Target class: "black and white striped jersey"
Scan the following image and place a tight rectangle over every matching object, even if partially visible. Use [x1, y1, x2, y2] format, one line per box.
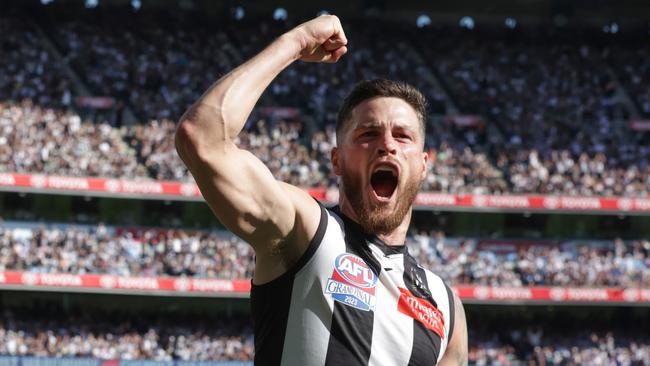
[251, 204, 456, 366]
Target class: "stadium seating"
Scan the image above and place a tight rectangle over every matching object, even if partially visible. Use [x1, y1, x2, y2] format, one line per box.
[2, 223, 648, 287]
[3, 9, 649, 196]
[1, 4, 649, 365]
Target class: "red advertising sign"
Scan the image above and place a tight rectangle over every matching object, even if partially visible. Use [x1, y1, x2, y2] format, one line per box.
[0, 271, 251, 295]
[1, 173, 649, 213]
[1, 271, 648, 304]
[453, 286, 650, 304]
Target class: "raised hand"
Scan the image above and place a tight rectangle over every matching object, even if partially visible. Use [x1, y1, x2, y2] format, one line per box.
[287, 15, 348, 63]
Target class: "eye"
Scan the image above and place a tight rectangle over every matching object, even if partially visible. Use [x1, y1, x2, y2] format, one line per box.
[395, 132, 412, 140]
[359, 131, 378, 138]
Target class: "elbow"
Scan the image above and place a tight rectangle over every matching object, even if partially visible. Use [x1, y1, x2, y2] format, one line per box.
[175, 117, 198, 163]
[175, 103, 229, 162]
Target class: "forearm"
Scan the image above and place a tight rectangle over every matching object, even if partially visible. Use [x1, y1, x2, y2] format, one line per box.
[178, 32, 302, 150]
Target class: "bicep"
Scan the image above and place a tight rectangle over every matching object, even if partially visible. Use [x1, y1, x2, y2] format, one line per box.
[439, 291, 468, 366]
[184, 142, 297, 251]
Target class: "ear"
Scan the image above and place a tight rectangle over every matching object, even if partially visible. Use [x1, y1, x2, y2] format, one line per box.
[420, 150, 428, 182]
[332, 146, 342, 176]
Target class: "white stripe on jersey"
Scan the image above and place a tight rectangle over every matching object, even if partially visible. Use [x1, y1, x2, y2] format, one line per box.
[280, 212, 346, 366]
[367, 246, 414, 366]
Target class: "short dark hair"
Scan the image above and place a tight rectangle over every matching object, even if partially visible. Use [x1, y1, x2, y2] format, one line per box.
[335, 79, 428, 144]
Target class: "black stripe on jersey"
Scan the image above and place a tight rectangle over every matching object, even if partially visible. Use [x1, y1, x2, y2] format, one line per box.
[445, 284, 456, 342]
[404, 253, 442, 366]
[251, 203, 328, 366]
[324, 300, 375, 366]
[324, 207, 380, 366]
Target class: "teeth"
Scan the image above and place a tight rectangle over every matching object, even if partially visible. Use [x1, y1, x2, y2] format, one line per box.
[374, 165, 397, 177]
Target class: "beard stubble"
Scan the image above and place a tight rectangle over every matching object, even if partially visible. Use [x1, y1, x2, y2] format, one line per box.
[341, 165, 421, 236]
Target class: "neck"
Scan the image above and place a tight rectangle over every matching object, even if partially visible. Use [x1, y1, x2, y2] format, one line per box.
[339, 196, 412, 246]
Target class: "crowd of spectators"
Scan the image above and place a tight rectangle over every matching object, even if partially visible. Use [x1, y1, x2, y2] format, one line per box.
[1, 97, 511, 192]
[610, 46, 650, 118]
[470, 328, 650, 365]
[409, 232, 650, 287]
[425, 142, 508, 194]
[0, 15, 72, 108]
[2, 8, 650, 196]
[122, 119, 188, 182]
[413, 27, 650, 197]
[1, 223, 648, 287]
[51, 13, 449, 125]
[1, 305, 649, 365]
[0, 223, 255, 279]
[53, 18, 240, 122]
[0, 309, 253, 361]
[3, 8, 649, 366]
[502, 149, 650, 197]
[38, 11, 505, 192]
[0, 101, 143, 178]
[229, 19, 448, 122]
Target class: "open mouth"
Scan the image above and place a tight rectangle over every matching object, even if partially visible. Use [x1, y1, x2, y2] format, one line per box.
[370, 165, 398, 199]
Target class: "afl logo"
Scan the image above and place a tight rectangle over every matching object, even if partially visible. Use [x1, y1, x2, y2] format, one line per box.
[326, 253, 378, 311]
[334, 254, 377, 288]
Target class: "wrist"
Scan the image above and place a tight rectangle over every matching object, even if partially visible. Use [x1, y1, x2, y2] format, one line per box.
[278, 29, 306, 62]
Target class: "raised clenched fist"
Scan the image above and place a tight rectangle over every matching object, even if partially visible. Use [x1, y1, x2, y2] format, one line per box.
[287, 15, 348, 63]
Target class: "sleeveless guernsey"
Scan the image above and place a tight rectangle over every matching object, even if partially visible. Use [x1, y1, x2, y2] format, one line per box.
[251, 204, 455, 366]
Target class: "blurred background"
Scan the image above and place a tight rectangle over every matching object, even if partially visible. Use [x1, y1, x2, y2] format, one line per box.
[0, 0, 649, 364]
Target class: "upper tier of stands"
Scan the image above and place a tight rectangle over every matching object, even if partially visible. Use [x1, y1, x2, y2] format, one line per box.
[1, 10, 649, 196]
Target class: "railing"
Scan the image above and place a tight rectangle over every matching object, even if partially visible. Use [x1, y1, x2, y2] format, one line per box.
[2, 173, 650, 214]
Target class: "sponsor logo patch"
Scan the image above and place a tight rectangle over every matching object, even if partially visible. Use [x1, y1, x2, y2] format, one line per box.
[325, 253, 378, 311]
[398, 287, 445, 339]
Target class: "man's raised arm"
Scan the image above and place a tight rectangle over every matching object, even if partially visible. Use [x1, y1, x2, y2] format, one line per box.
[175, 16, 347, 281]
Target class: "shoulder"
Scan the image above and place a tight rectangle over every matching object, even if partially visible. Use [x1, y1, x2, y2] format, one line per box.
[253, 184, 330, 283]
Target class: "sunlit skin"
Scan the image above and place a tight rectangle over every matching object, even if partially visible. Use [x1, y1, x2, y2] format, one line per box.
[332, 96, 428, 245]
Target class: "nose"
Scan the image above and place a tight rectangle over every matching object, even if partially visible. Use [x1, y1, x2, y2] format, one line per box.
[377, 131, 398, 156]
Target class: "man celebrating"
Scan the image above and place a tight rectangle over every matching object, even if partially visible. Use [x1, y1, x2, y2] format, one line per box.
[176, 15, 467, 366]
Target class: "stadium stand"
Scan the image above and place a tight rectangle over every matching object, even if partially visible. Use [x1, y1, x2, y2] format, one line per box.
[1, 223, 648, 287]
[0, 15, 72, 108]
[3, 7, 649, 196]
[1, 306, 648, 364]
[611, 46, 650, 118]
[0, 308, 254, 361]
[411, 27, 649, 197]
[1, 2, 650, 365]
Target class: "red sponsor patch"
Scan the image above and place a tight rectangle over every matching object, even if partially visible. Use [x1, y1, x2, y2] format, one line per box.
[397, 287, 445, 339]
